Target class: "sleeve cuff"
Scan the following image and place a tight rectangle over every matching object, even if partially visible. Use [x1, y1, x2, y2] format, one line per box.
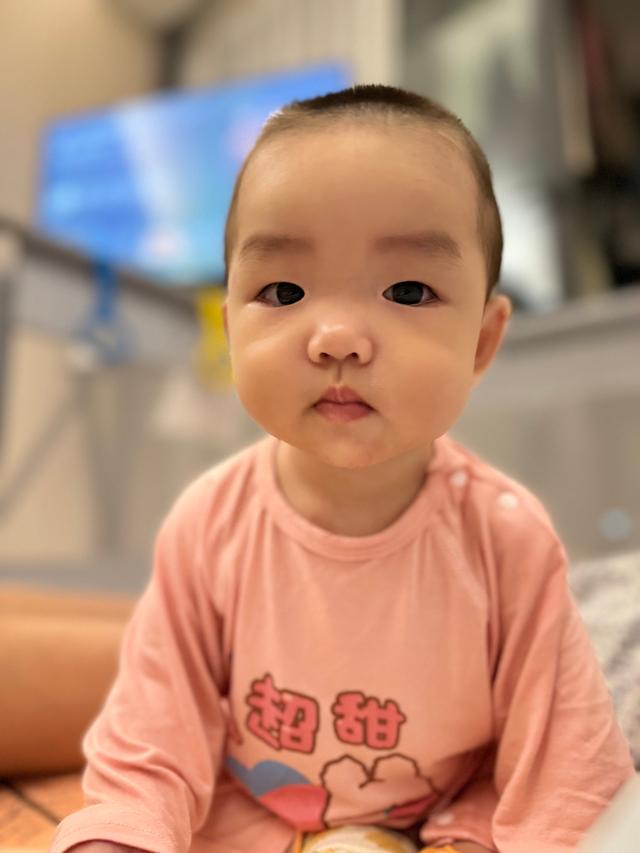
[419, 815, 494, 851]
[48, 804, 183, 853]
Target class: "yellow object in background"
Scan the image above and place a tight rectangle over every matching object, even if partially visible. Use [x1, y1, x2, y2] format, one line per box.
[192, 287, 233, 392]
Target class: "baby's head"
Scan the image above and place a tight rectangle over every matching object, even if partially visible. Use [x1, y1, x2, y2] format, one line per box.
[222, 84, 512, 470]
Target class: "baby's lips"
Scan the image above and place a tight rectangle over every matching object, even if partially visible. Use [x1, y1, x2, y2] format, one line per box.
[317, 385, 372, 407]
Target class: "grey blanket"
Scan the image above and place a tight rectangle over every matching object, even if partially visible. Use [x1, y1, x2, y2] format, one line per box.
[569, 549, 640, 769]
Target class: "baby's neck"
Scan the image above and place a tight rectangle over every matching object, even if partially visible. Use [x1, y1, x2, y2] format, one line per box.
[274, 442, 433, 537]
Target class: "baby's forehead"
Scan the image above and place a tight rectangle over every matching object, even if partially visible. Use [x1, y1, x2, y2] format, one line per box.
[237, 125, 480, 240]
[249, 120, 472, 176]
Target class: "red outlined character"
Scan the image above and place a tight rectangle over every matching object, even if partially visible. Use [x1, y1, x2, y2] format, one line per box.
[332, 691, 407, 749]
[246, 672, 319, 753]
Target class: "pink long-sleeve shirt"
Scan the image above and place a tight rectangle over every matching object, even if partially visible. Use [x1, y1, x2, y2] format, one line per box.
[48, 432, 635, 853]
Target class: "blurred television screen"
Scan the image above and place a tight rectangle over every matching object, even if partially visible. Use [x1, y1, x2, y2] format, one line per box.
[35, 61, 351, 286]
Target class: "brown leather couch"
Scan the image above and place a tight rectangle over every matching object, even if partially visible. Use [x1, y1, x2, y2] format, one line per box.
[0, 583, 136, 850]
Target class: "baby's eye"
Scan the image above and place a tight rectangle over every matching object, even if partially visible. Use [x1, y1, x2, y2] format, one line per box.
[255, 282, 304, 306]
[255, 280, 437, 307]
[383, 281, 438, 306]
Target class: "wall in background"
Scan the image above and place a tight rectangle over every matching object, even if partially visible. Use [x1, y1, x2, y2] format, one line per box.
[179, 0, 402, 87]
[0, 0, 159, 225]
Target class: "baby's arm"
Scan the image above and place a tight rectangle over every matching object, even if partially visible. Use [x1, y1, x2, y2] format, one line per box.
[416, 510, 634, 850]
[48, 479, 231, 853]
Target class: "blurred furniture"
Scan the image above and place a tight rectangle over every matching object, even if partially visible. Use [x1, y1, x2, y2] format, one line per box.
[0, 584, 136, 851]
[0, 218, 259, 596]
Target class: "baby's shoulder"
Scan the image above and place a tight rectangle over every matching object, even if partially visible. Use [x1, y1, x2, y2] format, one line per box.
[442, 435, 561, 551]
[159, 437, 264, 541]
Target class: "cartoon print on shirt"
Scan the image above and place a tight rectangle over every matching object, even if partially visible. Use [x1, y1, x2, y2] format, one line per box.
[225, 673, 443, 831]
[320, 753, 442, 827]
[245, 672, 320, 753]
[332, 690, 407, 749]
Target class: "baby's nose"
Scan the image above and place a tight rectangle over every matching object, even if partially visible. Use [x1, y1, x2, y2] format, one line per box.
[307, 323, 373, 364]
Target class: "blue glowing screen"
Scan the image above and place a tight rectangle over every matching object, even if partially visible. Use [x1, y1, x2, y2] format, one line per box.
[36, 62, 351, 285]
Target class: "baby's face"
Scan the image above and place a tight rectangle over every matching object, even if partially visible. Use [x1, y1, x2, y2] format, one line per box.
[224, 124, 509, 470]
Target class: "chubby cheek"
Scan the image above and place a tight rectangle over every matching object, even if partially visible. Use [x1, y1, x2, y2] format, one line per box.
[399, 346, 475, 439]
[415, 373, 471, 436]
[230, 344, 300, 432]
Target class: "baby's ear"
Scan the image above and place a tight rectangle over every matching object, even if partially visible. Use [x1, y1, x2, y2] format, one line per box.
[472, 294, 512, 384]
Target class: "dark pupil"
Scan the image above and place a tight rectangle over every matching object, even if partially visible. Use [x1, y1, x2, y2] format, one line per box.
[392, 281, 422, 304]
[276, 282, 303, 305]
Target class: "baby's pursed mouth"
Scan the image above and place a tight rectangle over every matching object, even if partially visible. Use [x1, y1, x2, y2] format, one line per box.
[317, 385, 371, 407]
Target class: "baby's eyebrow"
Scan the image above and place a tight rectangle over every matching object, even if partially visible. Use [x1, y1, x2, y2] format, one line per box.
[237, 231, 462, 262]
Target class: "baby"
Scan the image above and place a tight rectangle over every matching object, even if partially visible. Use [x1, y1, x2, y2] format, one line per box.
[50, 85, 634, 853]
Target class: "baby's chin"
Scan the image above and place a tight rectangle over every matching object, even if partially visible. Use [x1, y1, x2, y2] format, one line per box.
[312, 447, 381, 471]
[280, 439, 377, 470]
[281, 432, 427, 473]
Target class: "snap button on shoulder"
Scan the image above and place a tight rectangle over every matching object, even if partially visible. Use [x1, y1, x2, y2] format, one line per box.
[450, 470, 468, 488]
[497, 491, 519, 509]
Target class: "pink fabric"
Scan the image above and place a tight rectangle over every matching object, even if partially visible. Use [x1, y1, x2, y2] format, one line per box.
[48, 433, 635, 853]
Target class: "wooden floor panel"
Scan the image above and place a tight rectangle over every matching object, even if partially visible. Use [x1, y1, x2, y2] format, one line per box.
[10, 772, 84, 822]
[0, 783, 55, 850]
[0, 772, 83, 852]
